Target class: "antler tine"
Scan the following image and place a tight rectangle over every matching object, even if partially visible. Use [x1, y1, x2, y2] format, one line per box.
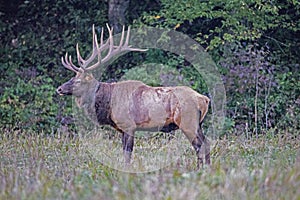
[84, 24, 112, 71]
[97, 24, 116, 65]
[124, 26, 147, 52]
[61, 55, 75, 73]
[117, 25, 126, 50]
[86, 25, 100, 66]
[66, 53, 81, 72]
[96, 26, 106, 63]
[107, 23, 114, 57]
[100, 26, 104, 46]
[83, 24, 147, 71]
[68, 55, 82, 72]
[99, 25, 110, 51]
[124, 25, 130, 47]
[61, 24, 147, 74]
[76, 43, 84, 67]
[61, 53, 80, 73]
[75, 24, 101, 70]
[83, 25, 110, 71]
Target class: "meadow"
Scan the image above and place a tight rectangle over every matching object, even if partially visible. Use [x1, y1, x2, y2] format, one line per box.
[1, 129, 299, 200]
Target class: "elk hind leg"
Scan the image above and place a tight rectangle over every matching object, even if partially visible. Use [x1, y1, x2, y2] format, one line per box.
[197, 125, 210, 165]
[191, 135, 204, 169]
[180, 127, 206, 168]
[179, 110, 210, 168]
[188, 126, 210, 168]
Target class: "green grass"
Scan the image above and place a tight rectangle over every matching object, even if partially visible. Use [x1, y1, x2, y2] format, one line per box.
[0, 130, 299, 200]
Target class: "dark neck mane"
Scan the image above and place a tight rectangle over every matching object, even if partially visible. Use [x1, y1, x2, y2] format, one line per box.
[94, 82, 115, 126]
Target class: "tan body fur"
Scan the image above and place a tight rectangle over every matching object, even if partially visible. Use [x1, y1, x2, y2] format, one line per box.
[110, 80, 210, 141]
[58, 75, 211, 167]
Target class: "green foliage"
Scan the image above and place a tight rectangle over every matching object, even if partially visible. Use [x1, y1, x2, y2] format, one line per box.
[275, 71, 300, 130]
[0, 0, 107, 132]
[219, 42, 275, 132]
[0, 0, 299, 135]
[139, 0, 300, 51]
[0, 75, 58, 130]
[122, 50, 208, 93]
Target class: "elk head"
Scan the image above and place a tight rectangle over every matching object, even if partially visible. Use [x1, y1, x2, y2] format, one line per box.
[56, 24, 147, 97]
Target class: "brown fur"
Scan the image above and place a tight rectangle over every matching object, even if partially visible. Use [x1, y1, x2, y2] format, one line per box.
[94, 83, 115, 126]
[57, 76, 210, 168]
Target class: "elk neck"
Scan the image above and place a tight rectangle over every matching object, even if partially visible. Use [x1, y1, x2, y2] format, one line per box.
[94, 82, 116, 126]
[74, 79, 99, 122]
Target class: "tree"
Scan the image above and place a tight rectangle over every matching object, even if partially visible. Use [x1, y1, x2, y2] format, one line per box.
[108, 0, 130, 33]
[139, 0, 300, 53]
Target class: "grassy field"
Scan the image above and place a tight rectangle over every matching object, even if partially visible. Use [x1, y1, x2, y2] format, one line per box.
[1, 129, 299, 200]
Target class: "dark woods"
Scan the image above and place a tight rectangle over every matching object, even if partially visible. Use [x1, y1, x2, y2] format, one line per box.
[0, 0, 299, 135]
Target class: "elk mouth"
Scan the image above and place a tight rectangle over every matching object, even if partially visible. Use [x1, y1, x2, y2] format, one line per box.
[56, 87, 72, 96]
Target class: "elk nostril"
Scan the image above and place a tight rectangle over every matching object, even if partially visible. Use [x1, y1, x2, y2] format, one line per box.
[56, 87, 62, 94]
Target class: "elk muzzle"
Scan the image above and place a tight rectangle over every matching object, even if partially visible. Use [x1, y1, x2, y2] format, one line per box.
[56, 79, 74, 96]
[56, 86, 67, 96]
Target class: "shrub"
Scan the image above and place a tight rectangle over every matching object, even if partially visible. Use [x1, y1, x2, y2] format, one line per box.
[0, 0, 107, 132]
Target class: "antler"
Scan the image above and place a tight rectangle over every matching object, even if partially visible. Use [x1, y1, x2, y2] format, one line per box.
[61, 24, 147, 73]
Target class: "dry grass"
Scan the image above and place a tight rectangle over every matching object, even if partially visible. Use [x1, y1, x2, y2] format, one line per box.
[0, 129, 299, 200]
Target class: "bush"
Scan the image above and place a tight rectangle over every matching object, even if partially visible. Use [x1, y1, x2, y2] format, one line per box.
[0, 0, 107, 132]
[122, 50, 208, 93]
[0, 73, 59, 131]
[219, 42, 299, 135]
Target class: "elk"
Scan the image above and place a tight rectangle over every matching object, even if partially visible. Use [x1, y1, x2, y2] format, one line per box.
[56, 24, 211, 168]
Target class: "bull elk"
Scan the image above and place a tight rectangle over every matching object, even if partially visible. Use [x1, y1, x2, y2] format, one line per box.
[56, 24, 211, 168]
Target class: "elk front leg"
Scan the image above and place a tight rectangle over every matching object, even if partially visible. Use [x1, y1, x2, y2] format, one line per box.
[122, 132, 134, 164]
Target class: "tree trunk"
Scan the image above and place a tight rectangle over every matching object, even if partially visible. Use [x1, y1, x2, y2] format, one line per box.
[108, 0, 130, 33]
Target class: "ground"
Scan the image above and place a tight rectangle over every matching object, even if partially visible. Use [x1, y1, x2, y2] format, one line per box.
[0, 129, 299, 200]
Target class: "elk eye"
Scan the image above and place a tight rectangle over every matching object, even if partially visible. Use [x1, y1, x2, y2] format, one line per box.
[74, 79, 81, 84]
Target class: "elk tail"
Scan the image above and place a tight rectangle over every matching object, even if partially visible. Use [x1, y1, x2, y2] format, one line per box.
[198, 95, 210, 124]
